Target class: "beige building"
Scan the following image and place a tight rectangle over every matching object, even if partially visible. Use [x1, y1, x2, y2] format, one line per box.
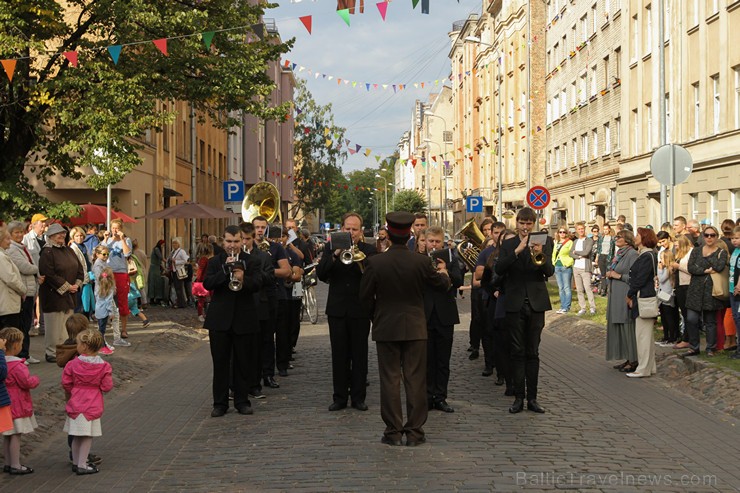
[543, 0, 623, 228]
[618, 0, 740, 226]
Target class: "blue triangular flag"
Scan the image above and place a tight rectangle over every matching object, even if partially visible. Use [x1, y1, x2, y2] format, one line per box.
[108, 45, 122, 65]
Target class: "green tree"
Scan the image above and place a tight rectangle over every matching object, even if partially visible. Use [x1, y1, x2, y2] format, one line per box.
[0, 0, 292, 217]
[393, 190, 427, 214]
[292, 78, 346, 222]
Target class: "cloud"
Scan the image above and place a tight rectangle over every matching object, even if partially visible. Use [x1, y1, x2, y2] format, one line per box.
[268, 0, 480, 171]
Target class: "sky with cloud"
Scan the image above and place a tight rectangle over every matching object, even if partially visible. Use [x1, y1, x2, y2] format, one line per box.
[266, 0, 483, 172]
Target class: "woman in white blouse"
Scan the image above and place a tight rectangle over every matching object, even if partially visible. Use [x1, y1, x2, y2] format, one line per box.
[168, 237, 189, 309]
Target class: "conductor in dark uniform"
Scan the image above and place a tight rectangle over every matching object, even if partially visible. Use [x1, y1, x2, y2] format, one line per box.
[494, 207, 554, 414]
[360, 212, 450, 447]
[204, 225, 264, 417]
[317, 212, 377, 412]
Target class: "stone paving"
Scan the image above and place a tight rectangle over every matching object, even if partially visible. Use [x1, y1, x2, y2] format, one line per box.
[2, 284, 739, 492]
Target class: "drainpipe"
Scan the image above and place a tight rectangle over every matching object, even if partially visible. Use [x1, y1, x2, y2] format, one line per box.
[190, 103, 197, 259]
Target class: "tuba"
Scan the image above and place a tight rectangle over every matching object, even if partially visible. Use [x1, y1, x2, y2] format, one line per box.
[455, 218, 486, 271]
[242, 182, 282, 224]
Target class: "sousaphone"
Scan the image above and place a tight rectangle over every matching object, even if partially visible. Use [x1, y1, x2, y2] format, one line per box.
[241, 182, 282, 224]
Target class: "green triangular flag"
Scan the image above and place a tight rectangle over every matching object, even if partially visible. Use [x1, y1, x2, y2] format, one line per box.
[412, 0, 420, 8]
[337, 9, 351, 26]
[202, 31, 215, 50]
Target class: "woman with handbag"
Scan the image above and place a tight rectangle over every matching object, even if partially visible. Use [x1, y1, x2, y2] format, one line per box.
[683, 225, 728, 358]
[193, 242, 214, 322]
[69, 227, 92, 318]
[657, 249, 680, 345]
[101, 219, 132, 339]
[552, 228, 574, 314]
[605, 230, 639, 372]
[168, 237, 189, 309]
[147, 240, 167, 306]
[625, 227, 659, 378]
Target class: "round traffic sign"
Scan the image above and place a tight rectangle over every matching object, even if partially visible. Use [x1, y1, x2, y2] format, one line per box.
[650, 144, 693, 186]
[526, 186, 551, 210]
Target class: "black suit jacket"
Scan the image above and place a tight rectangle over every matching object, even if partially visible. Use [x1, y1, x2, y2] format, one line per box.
[203, 251, 263, 333]
[317, 241, 377, 319]
[423, 249, 464, 328]
[494, 236, 555, 313]
[360, 244, 450, 342]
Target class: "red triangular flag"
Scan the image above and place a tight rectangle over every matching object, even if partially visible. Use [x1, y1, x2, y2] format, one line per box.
[153, 38, 168, 56]
[377, 1, 388, 20]
[1, 60, 17, 82]
[299, 16, 312, 34]
[63, 51, 78, 68]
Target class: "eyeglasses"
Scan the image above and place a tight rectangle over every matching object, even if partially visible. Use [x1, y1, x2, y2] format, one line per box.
[703, 233, 717, 238]
[99, 253, 109, 257]
[558, 231, 567, 234]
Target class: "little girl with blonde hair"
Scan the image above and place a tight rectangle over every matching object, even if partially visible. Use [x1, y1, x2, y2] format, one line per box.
[93, 266, 116, 355]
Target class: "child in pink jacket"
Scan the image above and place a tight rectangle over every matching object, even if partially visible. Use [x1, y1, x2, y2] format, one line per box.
[61, 328, 113, 475]
[0, 327, 39, 475]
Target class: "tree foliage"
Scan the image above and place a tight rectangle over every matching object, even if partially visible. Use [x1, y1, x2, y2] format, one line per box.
[292, 78, 346, 221]
[393, 190, 427, 214]
[0, 0, 292, 218]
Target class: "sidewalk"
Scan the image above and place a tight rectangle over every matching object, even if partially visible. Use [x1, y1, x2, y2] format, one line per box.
[4, 294, 739, 492]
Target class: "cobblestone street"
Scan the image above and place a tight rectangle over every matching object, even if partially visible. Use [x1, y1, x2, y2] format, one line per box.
[2, 283, 738, 492]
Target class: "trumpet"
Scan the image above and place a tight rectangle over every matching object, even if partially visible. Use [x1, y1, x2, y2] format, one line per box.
[531, 250, 546, 266]
[225, 250, 243, 291]
[340, 243, 366, 266]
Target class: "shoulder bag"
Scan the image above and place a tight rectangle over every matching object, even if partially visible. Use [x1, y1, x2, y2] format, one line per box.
[710, 250, 730, 300]
[637, 251, 659, 319]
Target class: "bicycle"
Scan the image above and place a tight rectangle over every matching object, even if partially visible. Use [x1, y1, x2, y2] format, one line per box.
[300, 263, 319, 324]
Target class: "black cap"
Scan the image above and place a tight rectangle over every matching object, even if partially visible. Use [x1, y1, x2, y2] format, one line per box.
[385, 211, 414, 236]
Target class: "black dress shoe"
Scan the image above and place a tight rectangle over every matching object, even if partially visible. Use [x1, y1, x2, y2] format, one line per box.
[527, 399, 545, 413]
[236, 405, 254, 415]
[680, 350, 700, 358]
[278, 369, 288, 377]
[509, 398, 524, 413]
[263, 376, 280, 388]
[482, 366, 493, 376]
[468, 350, 479, 360]
[75, 465, 99, 475]
[504, 388, 515, 396]
[433, 400, 454, 413]
[495, 376, 505, 386]
[211, 407, 227, 417]
[328, 401, 347, 411]
[406, 436, 427, 447]
[45, 355, 56, 363]
[351, 401, 368, 411]
[8, 465, 33, 475]
[380, 436, 402, 446]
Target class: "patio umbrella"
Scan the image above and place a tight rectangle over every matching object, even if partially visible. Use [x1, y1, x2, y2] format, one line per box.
[138, 201, 236, 220]
[112, 210, 137, 223]
[68, 204, 109, 226]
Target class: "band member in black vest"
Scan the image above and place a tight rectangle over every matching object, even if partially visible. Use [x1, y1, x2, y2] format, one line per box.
[360, 212, 450, 447]
[317, 212, 376, 411]
[251, 216, 291, 390]
[203, 225, 264, 417]
[422, 226, 463, 413]
[494, 207, 554, 414]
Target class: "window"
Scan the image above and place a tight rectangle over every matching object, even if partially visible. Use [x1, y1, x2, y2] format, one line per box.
[547, 100, 552, 125]
[591, 65, 598, 96]
[592, 128, 599, 159]
[580, 195, 586, 221]
[646, 102, 653, 149]
[563, 142, 568, 170]
[508, 98, 514, 127]
[547, 150, 552, 174]
[732, 189, 740, 218]
[571, 196, 576, 216]
[606, 0, 611, 17]
[614, 47, 621, 82]
[579, 72, 588, 103]
[631, 198, 638, 228]
[561, 88, 567, 116]
[581, 15, 588, 42]
[735, 67, 740, 130]
[692, 0, 699, 26]
[610, 189, 617, 219]
[562, 35, 567, 58]
[554, 42, 560, 62]
[555, 146, 561, 171]
[615, 116, 621, 150]
[690, 193, 699, 220]
[665, 93, 672, 143]
[712, 75, 720, 135]
[632, 15, 639, 60]
[604, 122, 611, 154]
[632, 108, 639, 154]
[709, 191, 719, 226]
[603, 55, 610, 89]
[592, 4, 598, 33]
[712, 0, 719, 15]
[571, 81, 577, 107]
[693, 82, 700, 139]
[571, 25, 577, 51]
[572, 137, 578, 166]
[664, 0, 671, 42]
[521, 92, 527, 124]
[645, 5, 652, 55]
[546, 50, 551, 72]
[553, 94, 560, 119]
[581, 133, 589, 162]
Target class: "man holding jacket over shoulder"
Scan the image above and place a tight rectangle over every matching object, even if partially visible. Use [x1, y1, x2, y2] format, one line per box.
[570, 221, 596, 315]
[495, 207, 554, 414]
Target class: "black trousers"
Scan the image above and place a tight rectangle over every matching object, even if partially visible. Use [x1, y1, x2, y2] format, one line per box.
[19, 296, 35, 359]
[506, 301, 545, 401]
[597, 255, 609, 295]
[426, 320, 453, 403]
[260, 309, 278, 378]
[275, 299, 294, 372]
[328, 316, 370, 404]
[290, 297, 302, 349]
[492, 316, 512, 389]
[675, 285, 689, 342]
[482, 297, 496, 369]
[659, 302, 680, 343]
[209, 329, 259, 410]
[468, 288, 484, 349]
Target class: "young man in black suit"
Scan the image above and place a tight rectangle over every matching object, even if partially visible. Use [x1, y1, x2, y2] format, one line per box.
[317, 212, 377, 412]
[203, 225, 264, 417]
[494, 207, 554, 414]
[423, 226, 464, 413]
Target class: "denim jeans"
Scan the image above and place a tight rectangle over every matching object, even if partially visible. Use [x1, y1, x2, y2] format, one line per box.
[554, 266, 572, 312]
[686, 309, 717, 352]
[731, 295, 740, 355]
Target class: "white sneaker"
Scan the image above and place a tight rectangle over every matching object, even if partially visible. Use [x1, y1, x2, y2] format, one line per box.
[113, 338, 131, 347]
[577, 309, 586, 315]
[198, 315, 205, 322]
[26, 356, 40, 364]
[556, 309, 565, 314]
[589, 309, 596, 315]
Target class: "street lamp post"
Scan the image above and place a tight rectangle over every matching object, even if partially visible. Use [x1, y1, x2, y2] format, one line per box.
[424, 111, 450, 232]
[375, 173, 388, 219]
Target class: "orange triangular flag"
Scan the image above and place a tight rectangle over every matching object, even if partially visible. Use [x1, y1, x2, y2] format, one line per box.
[63, 51, 78, 67]
[153, 38, 168, 56]
[1, 60, 17, 82]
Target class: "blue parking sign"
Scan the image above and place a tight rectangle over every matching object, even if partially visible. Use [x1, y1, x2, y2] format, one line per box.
[223, 180, 245, 202]
[466, 196, 483, 213]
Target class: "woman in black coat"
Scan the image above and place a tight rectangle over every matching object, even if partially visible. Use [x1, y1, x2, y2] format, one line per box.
[683, 225, 728, 357]
[625, 228, 659, 378]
